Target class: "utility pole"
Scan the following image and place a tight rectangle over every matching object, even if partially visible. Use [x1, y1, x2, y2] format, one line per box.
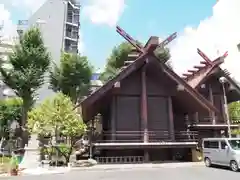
[219, 77, 231, 138]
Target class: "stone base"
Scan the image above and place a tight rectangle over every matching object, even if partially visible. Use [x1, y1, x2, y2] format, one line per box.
[71, 159, 97, 167]
[19, 149, 40, 169]
[191, 148, 203, 162]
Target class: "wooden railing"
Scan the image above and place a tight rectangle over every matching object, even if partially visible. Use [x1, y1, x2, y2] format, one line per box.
[94, 130, 198, 143]
[185, 115, 239, 125]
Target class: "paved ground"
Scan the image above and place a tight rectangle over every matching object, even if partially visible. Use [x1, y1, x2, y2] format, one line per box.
[4, 164, 240, 180]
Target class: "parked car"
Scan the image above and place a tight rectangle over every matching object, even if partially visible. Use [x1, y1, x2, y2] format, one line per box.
[202, 138, 240, 172]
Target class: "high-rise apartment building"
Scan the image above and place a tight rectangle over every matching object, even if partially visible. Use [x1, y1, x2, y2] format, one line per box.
[0, 37, 18, 99]
[17, 0, 81, 101]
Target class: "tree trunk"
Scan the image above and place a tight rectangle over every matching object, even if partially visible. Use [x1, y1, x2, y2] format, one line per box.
[20, 101, 30, 148]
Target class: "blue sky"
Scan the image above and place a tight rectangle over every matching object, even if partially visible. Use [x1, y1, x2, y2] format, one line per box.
[80, 0, 216, 70]
[3, 0, 215, 70]
[3, 0, 240, 80]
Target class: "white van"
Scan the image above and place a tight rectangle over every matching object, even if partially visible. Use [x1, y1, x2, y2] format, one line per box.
[202, 138, 240, 172]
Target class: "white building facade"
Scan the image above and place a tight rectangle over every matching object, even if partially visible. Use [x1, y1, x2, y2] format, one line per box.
[17, 0, 81, 101]
[0, 37, 18, 99]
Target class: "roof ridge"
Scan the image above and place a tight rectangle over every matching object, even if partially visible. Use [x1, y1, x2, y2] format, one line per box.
[182, 49, 227, 84]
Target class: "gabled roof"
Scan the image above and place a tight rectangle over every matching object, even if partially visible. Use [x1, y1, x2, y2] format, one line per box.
[80, 51, 219, 116]
[182, 49, 240, 94]
[81, 52, 148, 107]
[79, 29, 221, 121]
[184, 58, 224, 88]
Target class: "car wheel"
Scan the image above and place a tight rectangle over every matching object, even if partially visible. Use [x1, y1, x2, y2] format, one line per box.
[204, 157, 211, 167]
[230, 160, 239, 172]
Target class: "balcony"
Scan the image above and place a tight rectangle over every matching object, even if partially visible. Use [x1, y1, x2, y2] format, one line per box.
[17, 20, 28, 35]
[94, 130, 198, 143]
[66, 18, 79, 26]
[186, 115, 239, 129]
[64, 46, 78, 54]
[65, 31, 78, 41]
[196, 116, 237, 124]
[68, 0, 80, 9]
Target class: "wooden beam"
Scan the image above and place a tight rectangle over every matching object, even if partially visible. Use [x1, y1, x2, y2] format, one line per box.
[208, 84, 216, 124]
[144, 36, 159, 53]
[159, 62, 220, 114]
[200, 61, 208, 65]
[81, 53, 148, 107]
[141, 65, 148, 143]
[157, 32, 177, 48]
[168, 97, 175, 141]
[194, 65, 205, 69]
[182, 73, 192, 77]
[116, 26, 144, 53]
[111, 97, 116, 141]
[197, 48, 213, 65]
[141, 64, 149, 162]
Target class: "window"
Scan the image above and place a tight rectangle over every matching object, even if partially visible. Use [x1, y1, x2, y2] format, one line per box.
[220, 141, 227, 149]
[204, 141, 219, 149]
[228, 139, 240, 150]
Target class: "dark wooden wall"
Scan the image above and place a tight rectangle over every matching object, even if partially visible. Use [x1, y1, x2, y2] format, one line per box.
[108, 64, 174, 142]
[113, 69, 142, 141]
[146, 66, 171, 141]
[197, 76, 225, 123]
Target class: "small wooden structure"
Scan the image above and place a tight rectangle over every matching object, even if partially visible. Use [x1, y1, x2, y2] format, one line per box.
[182, 48, 240, 137]
[80, 26, 240, 163]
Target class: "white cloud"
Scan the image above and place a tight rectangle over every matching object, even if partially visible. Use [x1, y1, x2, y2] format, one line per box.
[82, 0, 126, 27]
[0, 4, 17, 39]
[10, 0, 47, 15]
[0, 0, 47, 39]
[170, 0, 240, 81]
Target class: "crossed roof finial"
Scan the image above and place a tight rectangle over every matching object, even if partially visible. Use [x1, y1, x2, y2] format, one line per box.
[182, 48, 228, 80]
[116, 25, 177, 60]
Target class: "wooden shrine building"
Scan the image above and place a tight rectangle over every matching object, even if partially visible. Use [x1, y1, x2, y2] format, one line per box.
[80, 26, 240, 163]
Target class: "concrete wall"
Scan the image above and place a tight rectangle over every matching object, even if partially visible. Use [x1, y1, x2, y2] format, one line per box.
[27, 0, 67, 102]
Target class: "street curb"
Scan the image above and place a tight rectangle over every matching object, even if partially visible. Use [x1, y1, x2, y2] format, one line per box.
[70, 162, 204, 171]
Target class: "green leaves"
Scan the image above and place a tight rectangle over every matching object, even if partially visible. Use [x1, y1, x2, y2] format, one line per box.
[229, 101, 240, 124]
[0, 27, 51, 126]
[100, 42, 132, 82]
[154, 47, 171, 64]
[27, 92, 86, 138]
[49, 52, 93, 104]
[0, 98, 22, 136]
[101, 41, 172, 82]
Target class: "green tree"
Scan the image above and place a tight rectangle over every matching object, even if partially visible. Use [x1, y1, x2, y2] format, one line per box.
[0, 97, 22, 138]
[229, 101, 240, 124]
[100, 41, 171, 82]
[0, 27, 51, 133]
[49, 52, 93, 104]
[27, 92, 87, 164]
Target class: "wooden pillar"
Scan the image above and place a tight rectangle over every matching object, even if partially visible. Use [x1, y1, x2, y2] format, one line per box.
[208, 84, 216, 124]
[221, 95, 227, 123]
[168, 97, 175, 141]
[194, 112, 199, 123]
[141, 65, 148, 143]
[111, 97, 116, 141]
[141, 65, 149, 162]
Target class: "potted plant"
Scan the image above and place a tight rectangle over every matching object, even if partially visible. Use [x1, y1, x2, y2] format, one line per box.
[9, 152, 19, 176]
